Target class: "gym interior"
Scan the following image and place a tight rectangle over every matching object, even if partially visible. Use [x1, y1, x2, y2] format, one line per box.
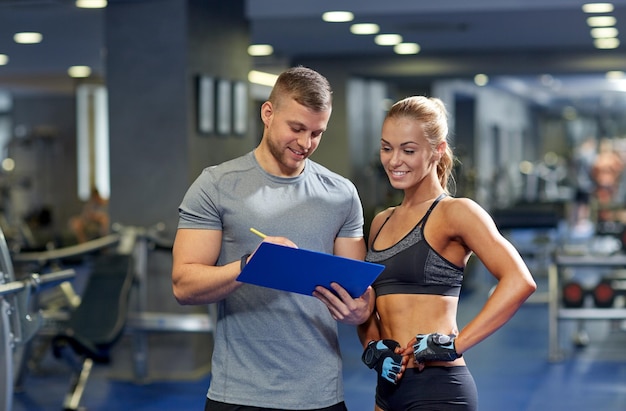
[1, 1, 626, 410]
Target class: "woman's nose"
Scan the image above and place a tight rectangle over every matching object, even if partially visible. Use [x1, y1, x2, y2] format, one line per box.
[389, 151, 402, 166]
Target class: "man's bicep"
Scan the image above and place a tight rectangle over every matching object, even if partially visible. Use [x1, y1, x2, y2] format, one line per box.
[173, 228, 222, 266]
[334, 236, 366, 261]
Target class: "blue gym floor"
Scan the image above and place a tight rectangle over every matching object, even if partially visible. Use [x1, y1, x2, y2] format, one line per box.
[10, 267, 626, 411]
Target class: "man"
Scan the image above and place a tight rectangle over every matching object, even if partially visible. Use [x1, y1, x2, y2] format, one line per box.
[172, 66, 374, 411]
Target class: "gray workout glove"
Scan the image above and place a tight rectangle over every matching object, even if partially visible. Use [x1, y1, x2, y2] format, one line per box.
[413, 333, 461, 363]
[362, 339, 403, 384]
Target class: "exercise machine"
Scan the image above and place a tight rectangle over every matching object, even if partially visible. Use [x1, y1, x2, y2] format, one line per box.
[0, 224, 75, 411]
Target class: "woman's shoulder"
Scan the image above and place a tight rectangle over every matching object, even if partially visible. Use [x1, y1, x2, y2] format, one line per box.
[438, 196, 489, 221]
[437, 196, 501, 236]
[373, 206, 395, 222]
[441, 194, 481, 206]
[369, 207, 395, 236]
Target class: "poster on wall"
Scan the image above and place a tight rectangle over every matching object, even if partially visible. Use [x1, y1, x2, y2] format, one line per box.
[216, 79, 232, 135]
[197, 75, 214, 134]
[233, 81, 247, 136]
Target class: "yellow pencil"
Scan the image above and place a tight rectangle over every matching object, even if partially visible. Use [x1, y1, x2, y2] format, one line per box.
[250, 227, 267, 239]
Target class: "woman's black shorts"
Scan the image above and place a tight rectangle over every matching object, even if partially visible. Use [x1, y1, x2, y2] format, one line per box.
[375, 366, 478, 411]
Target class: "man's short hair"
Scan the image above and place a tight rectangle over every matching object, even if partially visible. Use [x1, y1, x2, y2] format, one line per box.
[268, 66, 332, 112]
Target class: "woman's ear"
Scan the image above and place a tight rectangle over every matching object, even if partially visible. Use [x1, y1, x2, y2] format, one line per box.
[436, 141, 447, 159]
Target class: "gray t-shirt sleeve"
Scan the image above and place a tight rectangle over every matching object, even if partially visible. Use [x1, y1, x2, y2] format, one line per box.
[337, 180, 364, 238]
[177, 166, 222, 230]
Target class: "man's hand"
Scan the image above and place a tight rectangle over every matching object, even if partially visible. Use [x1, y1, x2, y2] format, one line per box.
[412, 333, 461, 363]
[313, 284, 374, 325]
[362, 340, 404, 384]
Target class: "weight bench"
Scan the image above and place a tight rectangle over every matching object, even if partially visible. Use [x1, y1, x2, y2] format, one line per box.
[51, 253, 135, 411]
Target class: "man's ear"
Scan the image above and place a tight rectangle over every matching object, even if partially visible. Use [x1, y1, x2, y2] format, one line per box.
[261, 101, 273, 126]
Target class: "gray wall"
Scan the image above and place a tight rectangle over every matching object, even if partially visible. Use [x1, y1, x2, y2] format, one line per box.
[106, 0, 191, 235]
[9, 95, 78, 245]
[105, 0, 253, 238]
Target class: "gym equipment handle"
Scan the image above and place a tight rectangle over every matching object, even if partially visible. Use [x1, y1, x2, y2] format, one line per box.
[0, 269, 75, 297]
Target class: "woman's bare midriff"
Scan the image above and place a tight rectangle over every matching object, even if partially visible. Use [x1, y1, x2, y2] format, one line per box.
[375, 293, 465, 368]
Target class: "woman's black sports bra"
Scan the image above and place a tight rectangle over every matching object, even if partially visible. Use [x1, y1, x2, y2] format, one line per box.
[365, 194, 464, 297]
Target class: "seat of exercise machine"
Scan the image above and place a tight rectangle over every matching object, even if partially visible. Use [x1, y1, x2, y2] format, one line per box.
[52, 253, 134, 362]
[51, 252, 134, 410]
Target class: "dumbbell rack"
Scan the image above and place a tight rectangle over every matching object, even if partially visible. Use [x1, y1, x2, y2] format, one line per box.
[548, 252, 626, 361]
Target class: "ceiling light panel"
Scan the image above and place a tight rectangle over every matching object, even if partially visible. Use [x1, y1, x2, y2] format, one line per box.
[590, 27, 618, 38]
[248, 70, 279, 87]
[76, 0, 107, 8]
[394, 43, 420, 55]
[582, 3, 614, 13]
[14, 32, 43, 44]
[374, 34, 403, 46]
[322, 11, 354, 23]
[594, 37, 620, 48]
[587, 16, 617, 26]
[606, 70, 625, 79]
[248, 44, 273, 56]
[350, 23, 379, 35]
[68, 65, 92, 78]
[474, 74, 489, 86]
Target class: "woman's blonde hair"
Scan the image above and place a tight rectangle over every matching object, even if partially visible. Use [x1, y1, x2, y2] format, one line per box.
[385, 96, 455, 193]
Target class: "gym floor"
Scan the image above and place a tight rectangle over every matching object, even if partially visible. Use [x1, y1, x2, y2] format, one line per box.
[9, 258, 626, 411]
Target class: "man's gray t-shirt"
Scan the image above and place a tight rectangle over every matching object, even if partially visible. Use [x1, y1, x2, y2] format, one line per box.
[178, 151, 364, 409]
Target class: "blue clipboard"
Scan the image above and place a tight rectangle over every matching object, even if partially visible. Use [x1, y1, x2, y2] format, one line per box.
[237, 242, 385, 298]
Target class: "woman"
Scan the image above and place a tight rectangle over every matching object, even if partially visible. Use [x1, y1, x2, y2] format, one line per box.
[358, 96, 536, 411]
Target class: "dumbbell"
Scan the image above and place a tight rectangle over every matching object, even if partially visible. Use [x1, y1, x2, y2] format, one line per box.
[562, 281, 585, 308]
[592, 278, 615, 308]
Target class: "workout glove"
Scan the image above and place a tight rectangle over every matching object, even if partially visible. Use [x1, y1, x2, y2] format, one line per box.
[361, 339, 403, 384]
[413, 333, 461, 363]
